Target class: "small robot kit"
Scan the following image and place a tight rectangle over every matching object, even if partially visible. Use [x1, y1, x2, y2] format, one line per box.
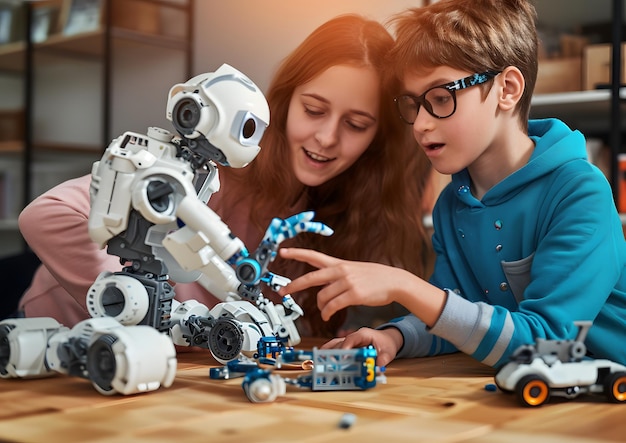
[495, 321, 626, 407]
[210, 342, 385, 403]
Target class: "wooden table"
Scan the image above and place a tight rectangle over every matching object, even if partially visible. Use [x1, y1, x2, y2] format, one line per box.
[0, 338, 624, 443]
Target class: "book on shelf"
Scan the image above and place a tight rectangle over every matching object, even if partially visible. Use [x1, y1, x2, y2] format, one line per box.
[0, 0, 25, 45]
[31, 4, 61, 43]
[62, 0, 102, 36]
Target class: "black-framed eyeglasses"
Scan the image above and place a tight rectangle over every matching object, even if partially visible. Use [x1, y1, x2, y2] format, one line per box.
[394, 70, 501, 123]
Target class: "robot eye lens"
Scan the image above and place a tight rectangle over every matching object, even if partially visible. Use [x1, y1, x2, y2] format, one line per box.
[181, 109, 194, 124]
[231, 111, 266, 146]
[242, 118, 257, 139]
[172, 97, 201, 134]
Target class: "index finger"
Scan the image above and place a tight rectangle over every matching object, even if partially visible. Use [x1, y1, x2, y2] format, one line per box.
[278, 267, 335, 296]
[279, 248, 340, 269]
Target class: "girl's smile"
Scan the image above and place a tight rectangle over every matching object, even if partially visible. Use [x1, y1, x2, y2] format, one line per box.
[286, 64, 380, 187]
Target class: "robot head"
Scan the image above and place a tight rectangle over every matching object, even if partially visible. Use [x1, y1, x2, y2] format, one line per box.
[166, 64, 270, 169]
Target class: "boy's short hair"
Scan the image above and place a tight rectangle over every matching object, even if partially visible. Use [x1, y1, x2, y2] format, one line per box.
[388, 0, 538, 126]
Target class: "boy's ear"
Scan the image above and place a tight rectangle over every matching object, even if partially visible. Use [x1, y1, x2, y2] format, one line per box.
[497, 66, 525, 111]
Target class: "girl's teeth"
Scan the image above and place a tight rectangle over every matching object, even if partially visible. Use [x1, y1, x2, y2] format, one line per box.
[307, 151, 329, 162]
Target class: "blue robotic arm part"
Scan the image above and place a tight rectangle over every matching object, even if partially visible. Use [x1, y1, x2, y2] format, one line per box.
[235, 211, 334, 291]
[232, 211, 333, 344]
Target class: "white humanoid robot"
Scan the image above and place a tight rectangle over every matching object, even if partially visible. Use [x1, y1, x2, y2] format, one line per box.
[0, 64, 332, 394]
[86, 63, 332, 363]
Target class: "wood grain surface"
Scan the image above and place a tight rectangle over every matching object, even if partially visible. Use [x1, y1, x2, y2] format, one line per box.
[0, 338, 624, 442]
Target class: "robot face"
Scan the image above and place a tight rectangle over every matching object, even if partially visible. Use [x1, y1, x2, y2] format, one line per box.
[166, 64, 270, 169]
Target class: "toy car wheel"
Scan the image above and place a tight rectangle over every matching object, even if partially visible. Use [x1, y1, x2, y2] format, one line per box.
[515, 375, 550, 407]
[605, 371, 626, 403]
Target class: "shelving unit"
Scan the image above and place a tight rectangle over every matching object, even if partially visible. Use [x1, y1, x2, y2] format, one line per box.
[0, 0, 194, 258]
[531, 88, 626, 136]
[531, 0, 624, 206]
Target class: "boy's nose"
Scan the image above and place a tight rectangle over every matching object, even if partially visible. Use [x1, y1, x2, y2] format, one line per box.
[413, 107, 435, 133]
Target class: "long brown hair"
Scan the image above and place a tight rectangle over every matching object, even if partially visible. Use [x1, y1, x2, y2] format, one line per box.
[219, 14, 433, 336]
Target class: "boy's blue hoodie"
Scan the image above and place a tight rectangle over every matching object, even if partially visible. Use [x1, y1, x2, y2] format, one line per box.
[384, 118, 626, 367]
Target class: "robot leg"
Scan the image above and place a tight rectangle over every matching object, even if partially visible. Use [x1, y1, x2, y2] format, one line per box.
[0, 317, 68, 378]
[45, 317, 177, 395]
[85, 320, 177, 395]
[169, 299, 273, 363]
[169, 299, 215, 348]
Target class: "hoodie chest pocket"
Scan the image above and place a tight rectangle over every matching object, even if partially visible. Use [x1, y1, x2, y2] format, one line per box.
[501, 252, 535, 304]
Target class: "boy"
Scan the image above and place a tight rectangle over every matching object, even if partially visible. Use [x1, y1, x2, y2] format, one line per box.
[279, 0, 626, 368]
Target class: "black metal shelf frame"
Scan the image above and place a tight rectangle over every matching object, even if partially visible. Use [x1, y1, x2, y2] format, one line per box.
[21, 0, 194, 221]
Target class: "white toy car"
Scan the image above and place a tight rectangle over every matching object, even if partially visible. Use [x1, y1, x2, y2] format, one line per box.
[495, 321, 626, 407]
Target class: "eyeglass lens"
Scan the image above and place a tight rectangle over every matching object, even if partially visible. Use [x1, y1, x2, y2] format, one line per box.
[396, 88, 456, 122]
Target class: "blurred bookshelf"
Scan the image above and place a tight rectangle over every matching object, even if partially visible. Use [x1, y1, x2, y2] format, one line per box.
[0, 0, 194, 257]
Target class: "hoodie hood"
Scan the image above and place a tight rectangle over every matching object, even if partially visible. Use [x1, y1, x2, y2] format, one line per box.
[451, 118, 587, 207]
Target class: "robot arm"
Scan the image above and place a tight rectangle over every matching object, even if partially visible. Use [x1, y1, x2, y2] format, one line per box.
[233, 211, 333, 343]
[158, 194, 334, 358]
[163, 199, 332, 349]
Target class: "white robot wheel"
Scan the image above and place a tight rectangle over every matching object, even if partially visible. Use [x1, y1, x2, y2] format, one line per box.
[86, 326, 177, 396]
[247, 377, 275, 403]
[86, 272, 150, 325]
[245, 373, 286, 403]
